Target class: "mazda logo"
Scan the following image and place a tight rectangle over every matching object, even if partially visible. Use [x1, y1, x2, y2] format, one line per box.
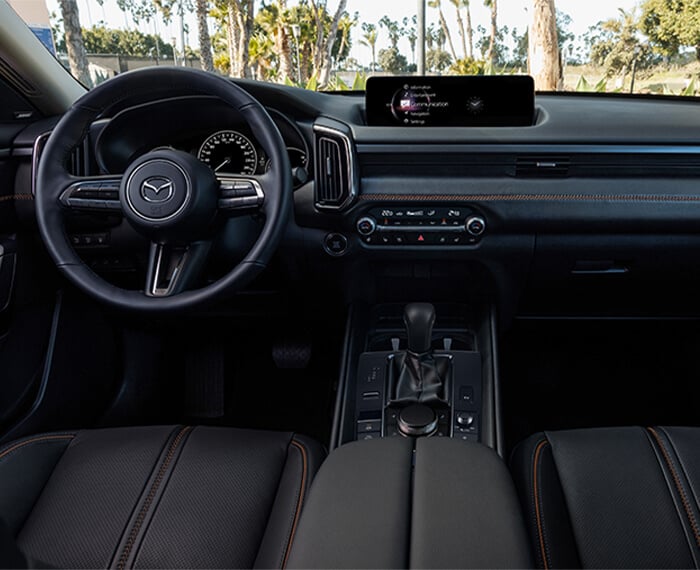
[141, 177, 174, 203]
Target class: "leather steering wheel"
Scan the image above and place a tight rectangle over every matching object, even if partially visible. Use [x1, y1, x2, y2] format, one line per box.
[35, 67, 292, 312]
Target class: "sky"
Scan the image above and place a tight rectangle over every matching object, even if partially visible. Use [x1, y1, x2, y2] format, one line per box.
[44, 0, 640, 65]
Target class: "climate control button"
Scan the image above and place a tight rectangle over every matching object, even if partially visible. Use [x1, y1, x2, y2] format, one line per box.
[357, 216, 377, 236]
[466, 216, 486, 236]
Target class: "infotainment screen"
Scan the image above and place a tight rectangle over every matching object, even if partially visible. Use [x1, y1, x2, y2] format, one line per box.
[365, 75, 535, 127]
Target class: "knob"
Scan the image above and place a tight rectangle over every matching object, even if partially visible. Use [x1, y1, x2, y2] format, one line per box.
[456, 412, 475, 427]
[398, 404, 438, 437]
[357, 217, 377, 236]
[404, 303, 436, 354]
[466, 216, 486, 237]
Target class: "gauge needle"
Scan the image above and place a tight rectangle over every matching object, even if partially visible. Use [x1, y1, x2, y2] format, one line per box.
[214, 158, 231, 172]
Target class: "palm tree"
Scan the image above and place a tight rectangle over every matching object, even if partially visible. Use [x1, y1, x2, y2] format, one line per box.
[58, 0, 92, 86]
[484, 0, 497, 67]
[196, 0, 214, 71]
[360, 22, 378, 71]
[449, 0, 473, 59]
[428, 0, 457, 61]
[403, 16, 418, 64]
[528, 0, 562, 89]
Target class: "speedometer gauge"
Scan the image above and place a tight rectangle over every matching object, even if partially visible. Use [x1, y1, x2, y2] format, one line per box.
[198, 130, 258, 175]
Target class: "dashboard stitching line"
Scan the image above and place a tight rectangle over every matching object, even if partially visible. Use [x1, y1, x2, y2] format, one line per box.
[359, 193, 700, 203]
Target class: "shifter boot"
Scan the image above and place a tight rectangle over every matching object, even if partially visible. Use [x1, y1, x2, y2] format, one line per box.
[392, 351, 449, 404]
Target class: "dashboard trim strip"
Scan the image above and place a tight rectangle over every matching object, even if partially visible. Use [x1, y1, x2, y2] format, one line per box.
[359, 193, 700, 203]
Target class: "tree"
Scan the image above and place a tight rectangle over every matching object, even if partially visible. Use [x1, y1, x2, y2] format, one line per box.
[484, 0, 498, 67]
[378, 47, 408, 72]
[428, 0, 458, 61]
[196, 0, 214, 71]
[379, 16, 402, 49]
[361, 22, 378, 70]
[403, 16, 418, 63]
[426, 47, 452, 72]
[450, 0, 473, 59]
[211, 0, 254, 77]
[589, 9, 654, 79]
[641, 0, 700, 61]
[82, 25, 174, 57]
[58, 0, 92, 86]
[309, 0, 348, 87]
[528, 0, 562, 90]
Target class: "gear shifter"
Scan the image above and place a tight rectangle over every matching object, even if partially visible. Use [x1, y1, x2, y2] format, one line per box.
[391, 303, 449, 406]
[404, 303, 436, 354]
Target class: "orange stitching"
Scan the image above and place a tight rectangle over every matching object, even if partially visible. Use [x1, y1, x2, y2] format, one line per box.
[648, 427, 700, 547]
[0, 195, 33, 202]
[281, 439, 308, 569]
[533, 439, 550, 570]
[117, 426, 192, 570]
[359, 193, 700, 203]
[0, 434, 74, 461]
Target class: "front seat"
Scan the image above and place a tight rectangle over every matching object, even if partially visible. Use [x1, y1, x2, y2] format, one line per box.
[511, 426, 700, 569]
[0, 425, 324, 569]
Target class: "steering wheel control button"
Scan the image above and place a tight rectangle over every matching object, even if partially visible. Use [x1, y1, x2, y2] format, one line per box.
[398, 404, 438, 437]
[323, 233, 348, 257]
[466, 216, 486, 236]
[357, 217, 377, 236]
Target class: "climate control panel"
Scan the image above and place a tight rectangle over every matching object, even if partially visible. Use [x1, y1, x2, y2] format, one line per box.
[356, 206, 486, 246]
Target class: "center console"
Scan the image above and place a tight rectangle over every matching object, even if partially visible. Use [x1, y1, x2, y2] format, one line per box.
[332, 302, 499, 450]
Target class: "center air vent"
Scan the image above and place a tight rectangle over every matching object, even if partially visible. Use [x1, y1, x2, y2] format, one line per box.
[313, 124, 357, 210]
[516, 155, 570, 178]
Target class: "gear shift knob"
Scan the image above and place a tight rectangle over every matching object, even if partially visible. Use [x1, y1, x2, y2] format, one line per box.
[404, 303, 436, 354]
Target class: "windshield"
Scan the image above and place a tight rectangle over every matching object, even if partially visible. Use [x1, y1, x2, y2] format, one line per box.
[8, 0, 700, 96]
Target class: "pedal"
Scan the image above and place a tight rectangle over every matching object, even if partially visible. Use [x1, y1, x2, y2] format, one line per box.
[272, 337, 312, 369]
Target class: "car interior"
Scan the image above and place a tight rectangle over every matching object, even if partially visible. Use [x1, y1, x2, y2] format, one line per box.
[2, 1, 700, 568]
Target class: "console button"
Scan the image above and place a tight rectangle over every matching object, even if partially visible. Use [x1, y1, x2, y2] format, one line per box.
[456, 412, 475, 427]
[323, 233, 348, 256]
[357, 418, 382, 433]
[360, 431, 380, 440]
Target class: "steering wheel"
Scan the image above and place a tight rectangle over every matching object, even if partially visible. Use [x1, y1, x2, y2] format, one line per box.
[35, 67, 292, 312]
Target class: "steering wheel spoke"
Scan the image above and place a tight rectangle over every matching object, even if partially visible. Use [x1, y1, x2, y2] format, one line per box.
[217, 174, 265, 215]
[59, 176, 123, 214]
[145, 241, 212, 297]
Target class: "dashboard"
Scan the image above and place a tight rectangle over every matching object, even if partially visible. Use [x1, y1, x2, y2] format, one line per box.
[12, 77, 700, 317]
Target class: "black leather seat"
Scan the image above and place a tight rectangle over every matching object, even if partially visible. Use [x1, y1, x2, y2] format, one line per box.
[511, 426, 700, 569]
[0, 425, 324, 569]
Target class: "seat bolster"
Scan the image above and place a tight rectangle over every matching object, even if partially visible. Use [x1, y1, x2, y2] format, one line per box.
[254, 434, 326, 569]
[0, 433, 74, 535]
[510, 433, 581, 569]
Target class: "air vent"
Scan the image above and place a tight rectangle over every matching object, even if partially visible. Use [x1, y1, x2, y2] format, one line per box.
[516, 155, 570, 178]
[314, 125, 356, 210]
[70, 139, 88, 176]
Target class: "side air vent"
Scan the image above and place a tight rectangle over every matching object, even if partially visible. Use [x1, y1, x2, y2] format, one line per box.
[516, 155, 570, 178]
[313, 124, 357, 210]
[70, 139, 89, 176]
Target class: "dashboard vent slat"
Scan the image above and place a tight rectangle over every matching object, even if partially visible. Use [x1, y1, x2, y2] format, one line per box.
[516, 155, 570, 178]
[314, 125, 357, 210]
